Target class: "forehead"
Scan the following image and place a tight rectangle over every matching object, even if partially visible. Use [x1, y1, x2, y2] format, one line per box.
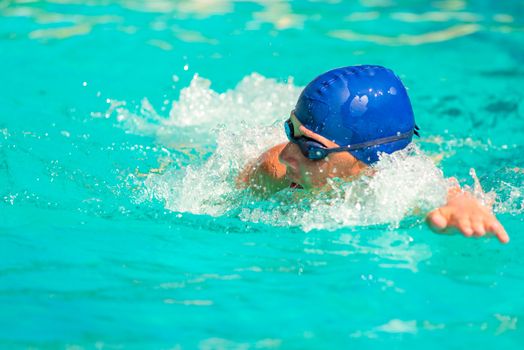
[290, 112, 335, 148]
[290, 112, 317, 138]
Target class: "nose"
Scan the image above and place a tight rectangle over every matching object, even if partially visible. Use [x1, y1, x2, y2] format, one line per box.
[279, 142, 300, 170]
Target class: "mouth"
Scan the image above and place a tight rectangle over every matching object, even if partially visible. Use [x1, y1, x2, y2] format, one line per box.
[285, 165, 304, 189]
[290, 182, 304, 189]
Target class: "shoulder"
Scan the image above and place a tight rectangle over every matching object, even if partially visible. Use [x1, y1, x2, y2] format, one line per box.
[237, 143, 289, 194]
[253, 143, 288, 182]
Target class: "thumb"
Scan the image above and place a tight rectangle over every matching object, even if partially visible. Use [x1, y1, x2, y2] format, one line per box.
[426, 208, 449, 232]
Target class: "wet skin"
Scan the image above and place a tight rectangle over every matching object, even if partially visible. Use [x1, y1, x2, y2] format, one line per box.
[239, 114, 509, 244]
[279, 113, 368, 189]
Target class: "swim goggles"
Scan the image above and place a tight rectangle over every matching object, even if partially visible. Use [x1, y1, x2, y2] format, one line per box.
[284, 118, 419, 161]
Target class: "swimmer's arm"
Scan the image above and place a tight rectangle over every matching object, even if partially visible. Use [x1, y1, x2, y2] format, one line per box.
[425, 181, 509, 244]
[237, 143, 290, 195]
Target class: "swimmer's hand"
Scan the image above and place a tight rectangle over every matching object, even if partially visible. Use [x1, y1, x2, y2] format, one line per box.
[426, 187, 509, 244]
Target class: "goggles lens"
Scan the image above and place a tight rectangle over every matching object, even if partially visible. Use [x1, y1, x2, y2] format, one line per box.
[284, 118, 330, 160]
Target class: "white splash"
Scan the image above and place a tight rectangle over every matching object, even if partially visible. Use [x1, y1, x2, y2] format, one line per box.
[238, 144, 449, 231]
[120, 73, 451, 230]
[123, 73, 299, 216]
[305, 145, 448, 230]
[485, 167, 524, 215]
[111, 73, 299, 140]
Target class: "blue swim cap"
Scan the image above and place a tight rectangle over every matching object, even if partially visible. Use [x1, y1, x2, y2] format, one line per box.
[294, 65, 416, 164]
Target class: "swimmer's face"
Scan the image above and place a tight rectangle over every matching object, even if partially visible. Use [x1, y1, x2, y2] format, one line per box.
[279, 113, 366, 189]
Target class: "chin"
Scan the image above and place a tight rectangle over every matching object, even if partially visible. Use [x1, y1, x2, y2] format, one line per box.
[285, 171, 300, 184]
[309, 179, 329, 189]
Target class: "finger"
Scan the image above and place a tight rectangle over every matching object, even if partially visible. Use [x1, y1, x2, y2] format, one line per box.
[457, 218, 474, 237]
[472, 221, 486, 237]
[426, 209, 448, 232]
[488, 221, 510, 244]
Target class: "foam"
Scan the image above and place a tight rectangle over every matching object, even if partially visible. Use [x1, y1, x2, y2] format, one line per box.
[238, 145, 449, 231]
[481, 167, 524, 215]
[113, 73, 298, 138]
[118, 73, 457, 231]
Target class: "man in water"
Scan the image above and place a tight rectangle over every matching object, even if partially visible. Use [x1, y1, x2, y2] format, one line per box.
[239, 65, 509, 244]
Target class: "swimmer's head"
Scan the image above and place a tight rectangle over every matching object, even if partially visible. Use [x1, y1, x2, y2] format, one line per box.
[293, 65, 417, 164]
[279, 112, 367, 189]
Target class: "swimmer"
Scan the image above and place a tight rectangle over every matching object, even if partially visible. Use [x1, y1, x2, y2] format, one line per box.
[238, 65, 509, 244]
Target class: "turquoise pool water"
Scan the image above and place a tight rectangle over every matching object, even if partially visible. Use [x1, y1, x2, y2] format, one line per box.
[1, 0, 524, 348]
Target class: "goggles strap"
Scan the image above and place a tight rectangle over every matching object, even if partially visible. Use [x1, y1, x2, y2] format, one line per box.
[323, 130, 415, 154]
